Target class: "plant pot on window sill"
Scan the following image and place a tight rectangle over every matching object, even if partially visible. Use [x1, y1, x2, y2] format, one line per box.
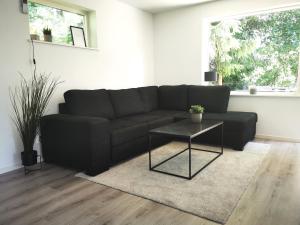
[44, 34, 52, 42]
[30, 34, 40, 41]
[21, 150, 38, 166]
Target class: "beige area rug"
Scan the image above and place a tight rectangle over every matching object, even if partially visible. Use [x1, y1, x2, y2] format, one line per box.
[77, 141, 270, 224]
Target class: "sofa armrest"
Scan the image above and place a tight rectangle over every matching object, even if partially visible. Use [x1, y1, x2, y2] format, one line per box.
[40, 114, 111, 176]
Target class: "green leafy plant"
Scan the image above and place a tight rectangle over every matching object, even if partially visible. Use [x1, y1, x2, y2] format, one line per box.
[43, 27, 52, 35]
[10, 73, 61, 153]
[189, 105, 205, 114]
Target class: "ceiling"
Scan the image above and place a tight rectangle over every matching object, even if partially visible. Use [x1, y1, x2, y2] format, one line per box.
[119, 0, 216, 13]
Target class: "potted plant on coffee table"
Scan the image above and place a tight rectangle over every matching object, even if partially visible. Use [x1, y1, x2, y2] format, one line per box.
[43, 27, 52, 42]
[189, 105, 205, 123]
[10, 73, 60, 167]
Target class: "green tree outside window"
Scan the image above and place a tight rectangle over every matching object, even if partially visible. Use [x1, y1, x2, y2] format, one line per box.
[209, 8, 300, 91]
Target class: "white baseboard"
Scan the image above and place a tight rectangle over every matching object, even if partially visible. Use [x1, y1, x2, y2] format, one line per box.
[0, 164, 22, 175]
[256, 134, 300, 143]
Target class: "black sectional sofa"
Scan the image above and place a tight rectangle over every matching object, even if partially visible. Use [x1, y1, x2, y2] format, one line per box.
[40, 85, 257, 176]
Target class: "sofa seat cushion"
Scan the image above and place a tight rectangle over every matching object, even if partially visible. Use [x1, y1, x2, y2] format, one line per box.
[123, 114, 161, 123]
[64, 89, 115, 119]
[148, 110, 189, 122]
[109, 88, 145, 118]
[159, 85, 188, 110]
[123, 113, 174, 129]
[138, 86, 159, 112]
[110, 119, 148, 146]
[189, 86, 230, 113]
[203, 112, 257, 131]
[147, 116, 174, 129]
[148, 110, 188, 117]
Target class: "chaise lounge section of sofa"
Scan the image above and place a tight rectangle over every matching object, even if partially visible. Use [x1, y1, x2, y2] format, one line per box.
[40, 85, 257, 176]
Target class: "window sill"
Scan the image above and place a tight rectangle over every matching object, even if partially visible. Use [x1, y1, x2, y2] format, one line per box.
[230, 91, 300, 98]
[28, 40, 99, 51]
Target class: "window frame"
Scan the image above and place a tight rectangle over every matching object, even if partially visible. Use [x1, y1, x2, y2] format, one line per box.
[205, 4, 300, 93]
[28, 0, 90, 47]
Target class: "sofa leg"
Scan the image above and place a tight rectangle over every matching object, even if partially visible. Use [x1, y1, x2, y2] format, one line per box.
[86, 166, 109, 176]
[233, 146, 244, 151]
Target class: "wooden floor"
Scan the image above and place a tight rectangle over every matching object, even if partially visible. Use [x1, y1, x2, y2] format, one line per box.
[0, 140, 300, 225]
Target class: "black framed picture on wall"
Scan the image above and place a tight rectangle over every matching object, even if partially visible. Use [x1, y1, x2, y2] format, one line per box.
[70, 26, 87, 47]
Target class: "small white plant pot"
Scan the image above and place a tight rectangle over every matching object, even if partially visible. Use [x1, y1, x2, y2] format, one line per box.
[191, 113, 202, 123]
[249, 86, 257, 95]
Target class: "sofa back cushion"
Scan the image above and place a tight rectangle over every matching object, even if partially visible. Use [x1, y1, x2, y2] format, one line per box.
[158, 85, 188, 111]
[138, 86, 158, 112]
[109, 88, 145, 117]
[188, 86, 230, 113]
[64, 89, 115, 119]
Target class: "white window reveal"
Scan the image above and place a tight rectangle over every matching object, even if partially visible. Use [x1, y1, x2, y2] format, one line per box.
[28, 0, 97, 48]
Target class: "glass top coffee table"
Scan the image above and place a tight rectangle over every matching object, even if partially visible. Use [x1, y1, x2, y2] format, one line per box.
[148, 119, 224, 180]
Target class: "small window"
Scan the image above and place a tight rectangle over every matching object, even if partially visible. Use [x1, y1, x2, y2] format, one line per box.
[28, 1, 96, 48]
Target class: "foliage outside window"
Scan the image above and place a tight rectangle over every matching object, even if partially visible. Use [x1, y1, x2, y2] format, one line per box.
[28, 1, 85, 45]
[209, 8, 300, 92]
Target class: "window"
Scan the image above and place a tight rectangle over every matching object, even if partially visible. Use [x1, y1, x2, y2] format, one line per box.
[28, 1, 89, 46]
[209, 7, 300, 92]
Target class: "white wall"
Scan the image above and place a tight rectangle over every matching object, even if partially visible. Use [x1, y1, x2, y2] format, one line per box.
[154, 0, 300, 141]
[0, 0, 154, 173]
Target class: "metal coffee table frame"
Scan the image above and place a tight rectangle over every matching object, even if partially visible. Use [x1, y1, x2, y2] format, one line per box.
[148, 121, 224, 180]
